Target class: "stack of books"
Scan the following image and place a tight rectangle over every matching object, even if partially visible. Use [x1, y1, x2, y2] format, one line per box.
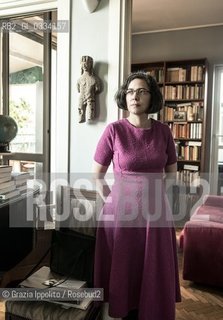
[0, 167, 33, 201]
[0, 165, 20, 200]
[11, 172, 32, 194]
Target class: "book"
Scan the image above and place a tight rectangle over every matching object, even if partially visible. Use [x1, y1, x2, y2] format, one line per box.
[19, 266, 92, 310]
[17, 184, 28, 193]
[183, 164, 199, 171]
[0, 184, 16, 194]
[0, 180, 15, 190]
[11, 172, 31, 180]
[0, 175, 11, 184]
[50, 296, 93, 310]
[20, 266, 86, 290]
[0, 172, 12, 178]
[0, 165, 12, 173]
[15, 179, 28, 187]
[187, 141, 202, 146]
[0, 189, 20, 200]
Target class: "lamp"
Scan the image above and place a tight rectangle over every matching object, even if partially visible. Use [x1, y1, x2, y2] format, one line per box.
[82, 0, 101, 13]
[0, 115, 18, 153]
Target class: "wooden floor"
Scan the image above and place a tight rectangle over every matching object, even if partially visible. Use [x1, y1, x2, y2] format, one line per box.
[0, 301, 4, 320]
[176, 252, 223, 319]
[0, 242, 223, 319]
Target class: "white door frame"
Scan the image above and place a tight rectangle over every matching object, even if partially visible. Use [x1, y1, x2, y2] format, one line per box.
[210, 64, 223, 194]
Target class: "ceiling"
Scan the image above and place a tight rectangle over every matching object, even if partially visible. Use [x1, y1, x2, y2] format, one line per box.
[9, 15, 57, 73]
[132, 0, 223, 34]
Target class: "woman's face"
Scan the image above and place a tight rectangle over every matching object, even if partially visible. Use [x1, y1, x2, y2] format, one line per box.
[125, 78, 151, 115]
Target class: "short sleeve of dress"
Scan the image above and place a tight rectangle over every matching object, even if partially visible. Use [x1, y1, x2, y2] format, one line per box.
[166, 126, 177, 166]
[94, 124, 114, 166]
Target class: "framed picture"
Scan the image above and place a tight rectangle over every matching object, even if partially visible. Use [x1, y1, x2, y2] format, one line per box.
[173, 111, 187, 121]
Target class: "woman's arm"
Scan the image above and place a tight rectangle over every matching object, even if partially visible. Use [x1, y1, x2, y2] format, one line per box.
[165, 162, 177, 174]
[164, 162, 177, 190]
[92, 160, 111, 201]
[93, 160, 108, 177]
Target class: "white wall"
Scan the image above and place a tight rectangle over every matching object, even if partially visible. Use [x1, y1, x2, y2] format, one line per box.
[70, 0, 131, 174]
[70, 0, 109, 174]
[132, 26, 223, 64]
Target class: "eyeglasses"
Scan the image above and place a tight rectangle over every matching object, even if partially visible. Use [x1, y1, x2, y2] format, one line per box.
[125, 88, 151, 97]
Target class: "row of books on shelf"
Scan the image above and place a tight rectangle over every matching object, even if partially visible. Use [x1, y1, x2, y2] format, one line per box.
[169, 122, 202, 139]
[0, 165, 32, 200]
[166, 65, 204, 82]
[166, 67, 187, 82]
[176, 164, 200, 185]
[176, 144, 201, 161]
[165, 102, 203, 122]
[147, 69, 164, 83]
[190, 65, 205, 81]
[164, 84, 204, 100]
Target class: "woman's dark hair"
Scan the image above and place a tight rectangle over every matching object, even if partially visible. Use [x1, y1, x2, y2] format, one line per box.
[115, 71, 163, 114]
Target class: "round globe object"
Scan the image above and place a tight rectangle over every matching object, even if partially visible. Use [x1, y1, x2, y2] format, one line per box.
[0, 115, 18, 152]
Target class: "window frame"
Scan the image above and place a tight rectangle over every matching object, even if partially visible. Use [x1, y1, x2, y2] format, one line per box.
[1, 11, 53, 175]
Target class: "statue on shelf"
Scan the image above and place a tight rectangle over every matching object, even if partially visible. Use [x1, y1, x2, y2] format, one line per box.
[77, 56, 101, 123]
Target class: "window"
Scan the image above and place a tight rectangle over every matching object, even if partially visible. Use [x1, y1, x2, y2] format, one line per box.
[0, 11, 57, 179]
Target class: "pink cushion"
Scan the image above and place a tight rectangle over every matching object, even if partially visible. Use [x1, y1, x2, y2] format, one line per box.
[191, 205, 223, 223]
[191, 196, 223, 224]
[203, 195, 223, 207]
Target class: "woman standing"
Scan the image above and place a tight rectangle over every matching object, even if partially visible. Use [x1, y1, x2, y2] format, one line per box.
[93, 71, 181, 320]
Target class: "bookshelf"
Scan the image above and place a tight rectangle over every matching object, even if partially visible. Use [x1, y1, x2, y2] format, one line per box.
[132, 59, 208, 221]
[132, 61, 165, 95]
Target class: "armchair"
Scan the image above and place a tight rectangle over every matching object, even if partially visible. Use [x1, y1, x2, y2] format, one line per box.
[182, 195, 223, 287]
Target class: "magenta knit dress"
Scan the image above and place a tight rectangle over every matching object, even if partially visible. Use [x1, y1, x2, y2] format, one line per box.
[94, 118, 181, 320]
